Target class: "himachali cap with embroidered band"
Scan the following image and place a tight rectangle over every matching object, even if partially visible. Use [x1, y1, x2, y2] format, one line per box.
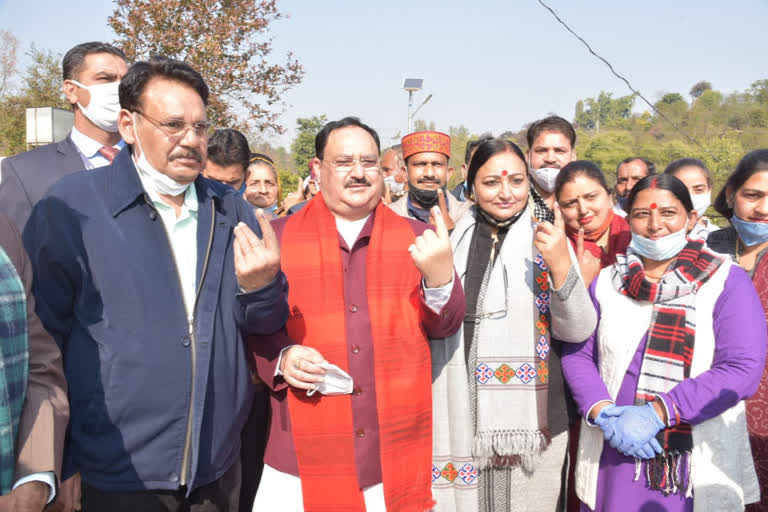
[401, 131, 451, 160]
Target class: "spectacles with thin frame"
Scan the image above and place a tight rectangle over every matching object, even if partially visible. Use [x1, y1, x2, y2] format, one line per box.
[463, 263, 510, 321]
[322, 155, 380, 174]
[134, 110, 210, 139]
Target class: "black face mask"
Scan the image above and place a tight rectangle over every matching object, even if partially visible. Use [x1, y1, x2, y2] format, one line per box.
[409, 186, 444, 209]
[474, 204, 525, 230]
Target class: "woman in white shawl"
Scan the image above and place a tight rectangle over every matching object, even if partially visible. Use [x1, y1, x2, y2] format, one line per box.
[431, 138, 596, 512]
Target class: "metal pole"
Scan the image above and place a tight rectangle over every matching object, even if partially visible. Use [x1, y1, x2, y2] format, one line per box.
[407, 90, 413, 134]
[412, 93, 432, 120]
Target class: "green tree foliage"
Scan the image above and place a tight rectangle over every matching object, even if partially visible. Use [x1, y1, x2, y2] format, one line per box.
[690, 80, 712, 99]
[412, 119, 436, 132]
[653, 92, 688, 125]
[749, 80, 768, 105]
[0, 47, 69, 156]
[290, 115, 326, 175]
[278, 168, 300, 201]
[569, 81, 768, 202]
[574, 91, 635, 132]
[578, 131, 634, 179]
[448, 125, 471, 170]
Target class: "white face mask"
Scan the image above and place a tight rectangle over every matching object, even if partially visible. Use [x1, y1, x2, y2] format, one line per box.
[132, 114, 191, 197]
[383, 175, 405, 196]
[530, 167, 560, 193]
[691, 193, 711, 218]
[306, 363, 354, 397]
[68, 80, 121, 132]
[629, 225, 689, 261]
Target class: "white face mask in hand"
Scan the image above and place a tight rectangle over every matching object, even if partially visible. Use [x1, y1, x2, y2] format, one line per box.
[306, 363, 354, 397]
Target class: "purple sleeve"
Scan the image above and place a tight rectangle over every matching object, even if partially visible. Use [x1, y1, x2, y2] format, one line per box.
[247, 329, 292, 392]
[561, 276, 613, 417]
[661, 265, 767, 425]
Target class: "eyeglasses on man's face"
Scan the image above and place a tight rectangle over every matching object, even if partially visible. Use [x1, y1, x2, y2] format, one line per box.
[134, 110, 210, 140]
[322, 155, 380, 174]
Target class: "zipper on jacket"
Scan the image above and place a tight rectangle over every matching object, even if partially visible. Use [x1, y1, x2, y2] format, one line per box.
[144, 195, 216, 488]
[179, 201, 216, 487]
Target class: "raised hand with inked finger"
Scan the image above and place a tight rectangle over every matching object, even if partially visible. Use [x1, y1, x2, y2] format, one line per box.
[575, 227, 603, 285]
[410, 204, 454, 288]
[428, 189, 455, 231]
[382, 182, 393, 205]
[533, 204, 572, 288]
[234, 209, 281, 292]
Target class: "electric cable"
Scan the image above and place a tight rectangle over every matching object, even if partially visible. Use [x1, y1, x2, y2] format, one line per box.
[537, 0, 719, 162]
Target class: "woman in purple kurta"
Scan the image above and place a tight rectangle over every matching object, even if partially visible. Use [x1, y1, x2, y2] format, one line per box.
[562, 267, 765, 511]
[562, 174, 766, 511]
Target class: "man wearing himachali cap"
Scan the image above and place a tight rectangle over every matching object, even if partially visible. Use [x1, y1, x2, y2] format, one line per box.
[389, 131, 472, 225]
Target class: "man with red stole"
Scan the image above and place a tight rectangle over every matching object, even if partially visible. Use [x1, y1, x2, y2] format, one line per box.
[249, 117, 465, 512]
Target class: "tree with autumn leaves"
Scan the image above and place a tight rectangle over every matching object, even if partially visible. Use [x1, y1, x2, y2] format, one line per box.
[108, 0, 303, 133]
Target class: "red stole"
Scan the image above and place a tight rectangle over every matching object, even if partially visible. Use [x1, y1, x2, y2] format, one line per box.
[281, 194, 434, 512]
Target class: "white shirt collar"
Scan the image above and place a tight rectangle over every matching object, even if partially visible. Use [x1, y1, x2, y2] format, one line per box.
[70, 126, 124, 158]
[334, 213, 371, 249]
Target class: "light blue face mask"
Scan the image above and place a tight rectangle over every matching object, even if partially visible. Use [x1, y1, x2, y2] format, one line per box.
[731, 215, 768, 247]
[629, 225, 689, 261]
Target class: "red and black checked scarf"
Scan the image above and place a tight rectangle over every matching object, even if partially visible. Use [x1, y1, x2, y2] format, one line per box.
[612, 239, 723, 493]
[281, 194, 434, 512]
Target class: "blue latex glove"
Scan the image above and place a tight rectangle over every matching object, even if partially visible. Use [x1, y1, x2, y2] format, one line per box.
[604, 403, 665, 458]
[593, 404, 620, 442]
[635, 437, 663, 459]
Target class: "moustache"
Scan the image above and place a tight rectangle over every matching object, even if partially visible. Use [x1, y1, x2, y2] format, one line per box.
[169, 150, 202, 163]
[416, 176, 441, 185]
[344, 177, 372, 188]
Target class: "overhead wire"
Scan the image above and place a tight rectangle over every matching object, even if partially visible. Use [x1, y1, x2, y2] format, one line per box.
[536, 0, 720, 162]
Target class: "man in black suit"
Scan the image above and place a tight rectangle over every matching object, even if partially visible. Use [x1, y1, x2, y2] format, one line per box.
[0, 42, 128, 232]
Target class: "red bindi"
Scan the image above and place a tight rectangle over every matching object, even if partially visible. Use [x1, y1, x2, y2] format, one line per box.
[650, 202, 657, 209]
[501, 170, 508, 176]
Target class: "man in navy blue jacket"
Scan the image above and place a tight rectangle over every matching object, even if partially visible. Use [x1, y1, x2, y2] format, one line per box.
[23, 56, 288, 511]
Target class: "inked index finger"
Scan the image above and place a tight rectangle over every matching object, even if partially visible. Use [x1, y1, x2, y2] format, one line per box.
[576, 228, 585, 258]
[437, 188, 449, 216]
[553, 203, 564, 230]
[430, 204, 450, 240]
[255, 210, 278, 250]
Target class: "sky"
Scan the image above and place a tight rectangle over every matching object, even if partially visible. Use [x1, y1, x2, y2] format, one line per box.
[1, 0, 767, 149]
